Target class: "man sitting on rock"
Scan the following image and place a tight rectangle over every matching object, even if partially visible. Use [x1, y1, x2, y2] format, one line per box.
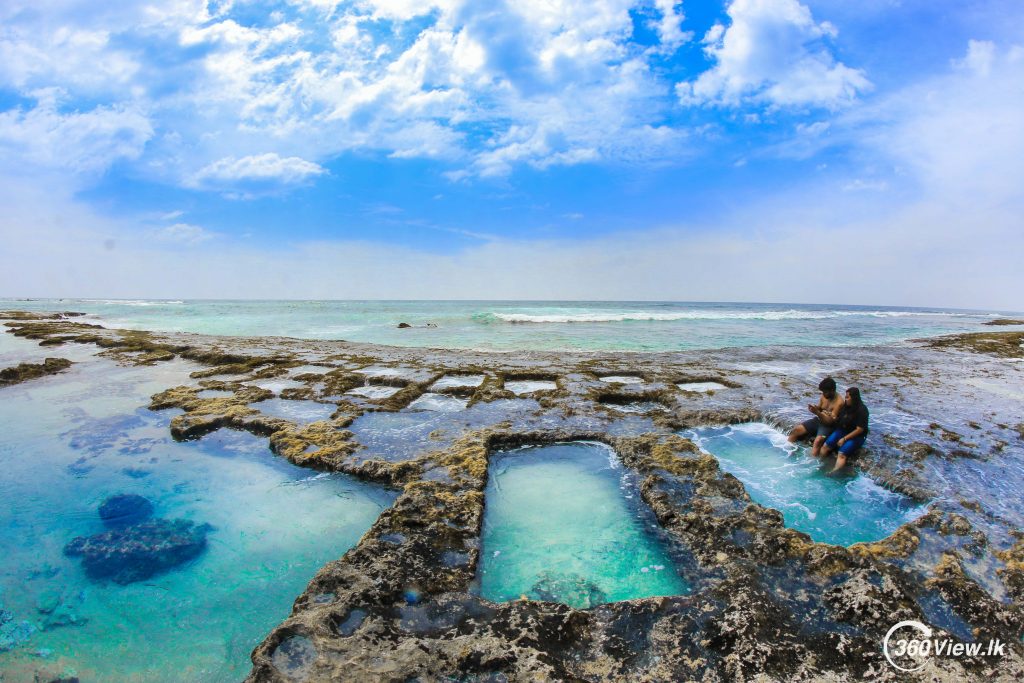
[788, 377, 843, 457]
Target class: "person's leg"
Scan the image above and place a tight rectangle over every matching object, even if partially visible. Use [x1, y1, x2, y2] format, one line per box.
[790, 418, 818, 444]
[821, 429, 841, 457]
[830, 437, 864, 473]
[811, 422, 831, 457]
[788, 424, 807, 443]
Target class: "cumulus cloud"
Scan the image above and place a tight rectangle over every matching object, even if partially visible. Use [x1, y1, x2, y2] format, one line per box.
[0, 0, 865, 188]
[651, 0, 691, 51]
[0, 89, 152, 174]
[677, 0, 870, 109]
[190, 153, 326, 188]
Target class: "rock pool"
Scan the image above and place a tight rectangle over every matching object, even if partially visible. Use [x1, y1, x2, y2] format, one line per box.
[476, 442, 688, 608]
[684, 423, 925, 546]
[0, 347, 395, 682]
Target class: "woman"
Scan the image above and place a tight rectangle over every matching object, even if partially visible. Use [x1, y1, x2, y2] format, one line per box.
[821, 387, 869, 473]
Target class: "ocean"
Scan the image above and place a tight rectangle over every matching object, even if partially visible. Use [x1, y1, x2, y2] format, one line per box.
[1, 299, 1015, 352]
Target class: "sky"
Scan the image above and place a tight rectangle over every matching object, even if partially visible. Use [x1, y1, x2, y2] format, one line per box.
[0, 0, 1022, 309]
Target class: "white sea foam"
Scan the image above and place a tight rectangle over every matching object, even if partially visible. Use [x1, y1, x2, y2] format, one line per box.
[493, 309, 990, 324]
[81, 299, 185, 306]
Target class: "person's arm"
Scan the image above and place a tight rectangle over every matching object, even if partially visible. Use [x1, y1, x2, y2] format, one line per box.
[838, 426, 865, 445]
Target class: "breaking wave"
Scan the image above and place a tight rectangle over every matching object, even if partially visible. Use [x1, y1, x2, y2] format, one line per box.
[490, 309, 989, 324]
[81, 299, 185, 306]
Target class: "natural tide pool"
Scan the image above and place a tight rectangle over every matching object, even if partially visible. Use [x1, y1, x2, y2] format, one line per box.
[0, 351, 395, 682]
[684, 423, 925, 547]
[476, 442, 688, 608]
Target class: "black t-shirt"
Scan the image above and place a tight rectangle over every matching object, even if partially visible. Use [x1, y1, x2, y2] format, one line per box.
[837, 402, 869, 435]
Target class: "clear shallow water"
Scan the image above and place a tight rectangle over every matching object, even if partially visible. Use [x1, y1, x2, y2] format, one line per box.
[4, 300, 1017, 352]
[250, 398, 337, 424]
[476, 443, 688, 608]
[0, 345, 395, 682]
[685, 424, 925, 547]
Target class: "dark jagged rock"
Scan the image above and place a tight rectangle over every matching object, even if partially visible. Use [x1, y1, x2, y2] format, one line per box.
[98, 494, 155, 527]
[397, 322, 412, 328]
[0, 357, 73, 387]
[64, 518, 211, 584]
[4, 310, 1024, 680]
[983, 318, 1024, 326]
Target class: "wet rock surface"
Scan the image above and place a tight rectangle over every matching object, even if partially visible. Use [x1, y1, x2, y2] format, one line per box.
[0, 357, 73, 387]
[3, 310, 1024, 680]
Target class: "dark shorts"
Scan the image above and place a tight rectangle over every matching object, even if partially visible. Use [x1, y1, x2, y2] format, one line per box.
[825, 429, 866, 457]
[799, 417, 832, 439]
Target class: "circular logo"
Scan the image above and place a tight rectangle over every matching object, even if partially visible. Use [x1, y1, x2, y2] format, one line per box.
[883, 620, 933, 673]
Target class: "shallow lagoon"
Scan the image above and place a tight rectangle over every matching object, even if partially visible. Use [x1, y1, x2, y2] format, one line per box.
[476, 442, 688, 608]
[685, 423, 925, 546]
[0, 346, 395, 681]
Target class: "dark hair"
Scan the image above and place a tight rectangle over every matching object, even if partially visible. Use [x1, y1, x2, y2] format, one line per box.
[818, 377, 836, 392]
[847, 387, 862, 405]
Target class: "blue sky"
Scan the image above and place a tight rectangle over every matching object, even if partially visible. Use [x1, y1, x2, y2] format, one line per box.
[0, 0, 1022, 308]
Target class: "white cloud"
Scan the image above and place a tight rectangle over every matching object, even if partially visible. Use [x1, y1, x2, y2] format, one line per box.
[0, 89, 152, 174]
[0, 0, 709, 187]
[190, 153, 326, 187]
[677, 0, 870, 109]
[651, 0, 691, 51]
[842, 179, 888, 192]
[152, 222, 217, 245]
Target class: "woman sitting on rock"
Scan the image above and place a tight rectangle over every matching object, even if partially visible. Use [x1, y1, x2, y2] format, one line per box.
[821, 387, 869, 473]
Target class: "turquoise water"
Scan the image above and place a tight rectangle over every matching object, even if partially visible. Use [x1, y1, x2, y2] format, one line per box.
[3, 299, 1017, 352]
[0, 336, 395, 682]
[476, 443, 688, 608]
[685, 424, 925, 546]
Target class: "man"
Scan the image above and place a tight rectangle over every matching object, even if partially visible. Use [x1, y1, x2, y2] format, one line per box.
[788, 377, 843, 457]
[822, 387, 870, 473]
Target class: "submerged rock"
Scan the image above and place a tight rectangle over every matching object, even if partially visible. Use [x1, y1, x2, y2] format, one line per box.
[0, 611, 36, 652]
[64, 518, 211, 584]
[98, 494, 154, 528]
[530, 571, 608, 609]
[35, 589, 87, 631]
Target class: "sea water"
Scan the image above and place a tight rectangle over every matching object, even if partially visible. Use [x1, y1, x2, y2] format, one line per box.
[2, 299, 1016, 352]
[476, 442, 688, 608]
[684, 423, 925, 546]
[0, 337, 395, 682]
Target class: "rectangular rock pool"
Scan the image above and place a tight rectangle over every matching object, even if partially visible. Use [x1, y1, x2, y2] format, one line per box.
[475, 442, 688, 609]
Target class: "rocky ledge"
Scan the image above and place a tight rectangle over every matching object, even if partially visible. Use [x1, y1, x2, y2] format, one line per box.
[3, 310, 1023, 681]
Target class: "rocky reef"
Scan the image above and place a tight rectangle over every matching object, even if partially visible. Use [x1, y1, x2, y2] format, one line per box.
[3, 309, 1023, 680]
[64, 517, 211, 585]
[63, 493, 211, 585]
[0, 357, 72, 387]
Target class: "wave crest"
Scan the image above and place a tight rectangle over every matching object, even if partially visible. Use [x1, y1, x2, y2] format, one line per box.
[491, 309, 987, 324]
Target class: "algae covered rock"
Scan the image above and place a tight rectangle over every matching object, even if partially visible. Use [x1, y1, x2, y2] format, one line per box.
[0, 357, 73, 387]
[64, 518, 211, 584]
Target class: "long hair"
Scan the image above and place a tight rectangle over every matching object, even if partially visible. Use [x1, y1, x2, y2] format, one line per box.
[847, 386, 862, 406]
